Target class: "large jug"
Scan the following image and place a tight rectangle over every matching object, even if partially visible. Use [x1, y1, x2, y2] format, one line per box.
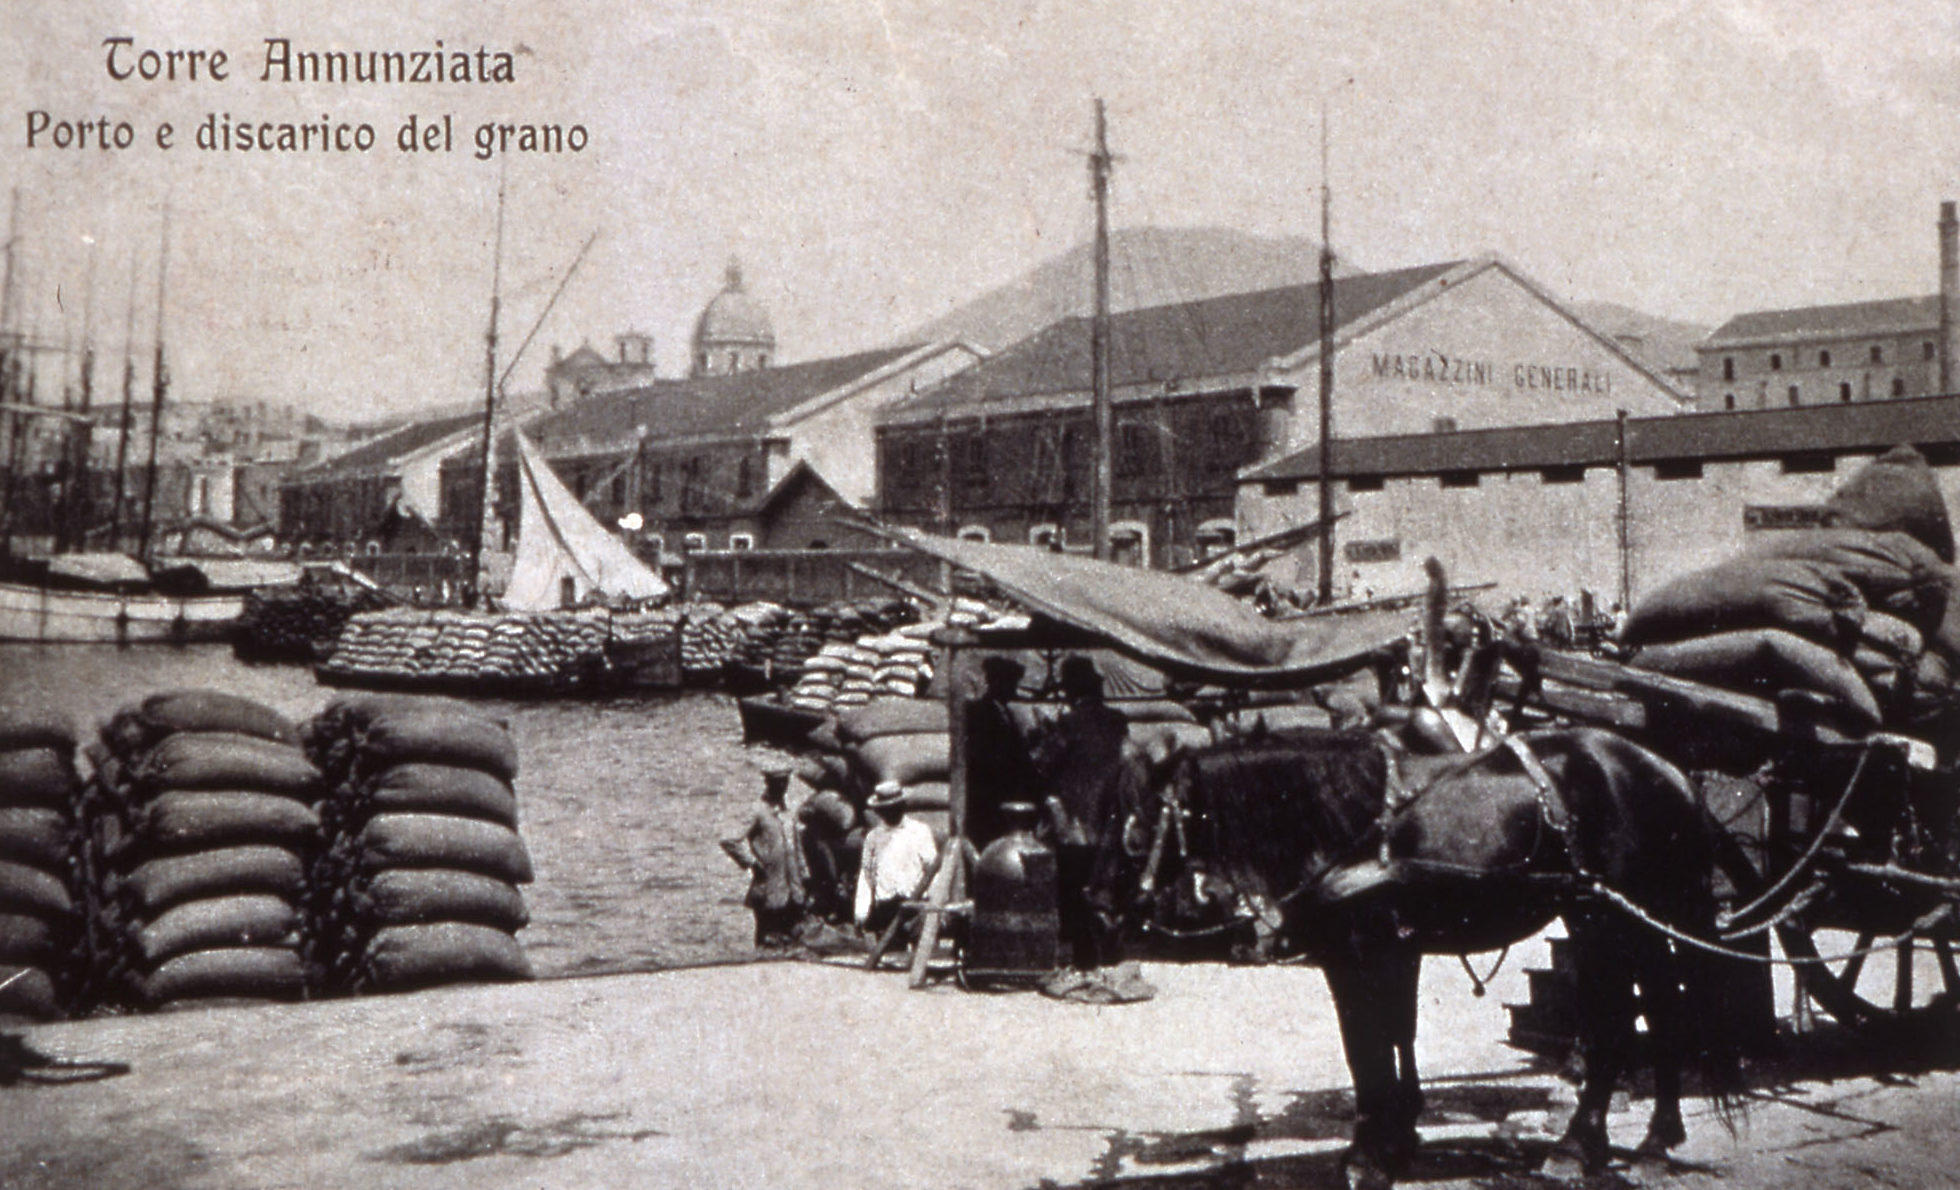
[963, 801, 1062, 984]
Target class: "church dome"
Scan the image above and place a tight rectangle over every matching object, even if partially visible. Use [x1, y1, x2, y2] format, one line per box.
[692, 259, 775, 375]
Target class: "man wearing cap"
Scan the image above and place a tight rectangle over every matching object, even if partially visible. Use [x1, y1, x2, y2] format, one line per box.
[720, 759, 808, 948]
[1035, 655, 1130, 968]
[853, 780, 940, 940]
[965, 655, 1039, 849]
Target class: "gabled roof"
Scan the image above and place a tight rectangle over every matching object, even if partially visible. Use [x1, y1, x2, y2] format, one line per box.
[1703, 295, 1941, 350]
[744, 458, 854, 517]
[883, 262, 1461, 423]
[292, 412, 482, 482]
[526, 345, 927, 457]
[1241, 392, 1960, 482]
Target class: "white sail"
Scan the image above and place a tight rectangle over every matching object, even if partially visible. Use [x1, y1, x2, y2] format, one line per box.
[502, 431, 669, 611]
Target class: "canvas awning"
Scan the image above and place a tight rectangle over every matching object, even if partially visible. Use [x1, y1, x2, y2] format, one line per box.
[502, 431, 670, 611]
[885, 526, 1410, 685]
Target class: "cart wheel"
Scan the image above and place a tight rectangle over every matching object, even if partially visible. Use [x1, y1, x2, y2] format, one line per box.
[1775, 920, 1960, 1030]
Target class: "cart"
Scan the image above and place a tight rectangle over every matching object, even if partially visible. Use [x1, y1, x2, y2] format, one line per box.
[1493, 641, 1958, 1035]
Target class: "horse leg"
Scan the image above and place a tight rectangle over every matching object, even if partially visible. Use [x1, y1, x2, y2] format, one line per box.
[1384, 947, 1424, 1164]
[1323, 955, 1406, 1189]
[1633, 937, 1688, 1154]
[1558, 914, 1637, 1173]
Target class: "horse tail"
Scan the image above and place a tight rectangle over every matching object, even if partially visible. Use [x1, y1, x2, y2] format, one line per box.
[1674, 937, 1748, 1133]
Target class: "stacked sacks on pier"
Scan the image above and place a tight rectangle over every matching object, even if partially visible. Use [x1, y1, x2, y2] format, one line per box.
[0, 710, 83, 1020]
[319, 608, 613, 690]
[304, 695, 532, 994]
[85, 691, 320, 1009]
[1620, 446, 1959, 750]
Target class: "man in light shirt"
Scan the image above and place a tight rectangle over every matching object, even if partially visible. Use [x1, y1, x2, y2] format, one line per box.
[853, 780, 939, 937]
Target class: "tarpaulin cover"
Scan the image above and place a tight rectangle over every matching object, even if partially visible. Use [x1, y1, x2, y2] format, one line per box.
[502, 432, 670, 611]
[888, 526, 1409, 684]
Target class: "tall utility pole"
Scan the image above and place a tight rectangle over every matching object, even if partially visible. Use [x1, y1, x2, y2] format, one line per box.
[1089, 99, 1114, 561]
[1314, 112, 1337, 605]
[468, 171, 508, 607]
[137, 206, 170, 562]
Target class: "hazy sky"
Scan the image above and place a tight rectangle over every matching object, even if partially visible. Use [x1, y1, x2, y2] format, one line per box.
[3, 1, 1957, 423]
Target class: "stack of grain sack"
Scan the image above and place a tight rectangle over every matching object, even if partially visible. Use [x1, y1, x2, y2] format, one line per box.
[319, 608, 612, 690]
[235, 584, 390, 663]
[1620, 446, 1960, 757]
[84, 691, 322, 1010]
[0, 710, 83, 1020]
[783, 600, 987, 713]
[303, 695, 533, 994]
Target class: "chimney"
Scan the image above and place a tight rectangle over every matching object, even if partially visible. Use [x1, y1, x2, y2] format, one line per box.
[1942, 200, 1958, 393]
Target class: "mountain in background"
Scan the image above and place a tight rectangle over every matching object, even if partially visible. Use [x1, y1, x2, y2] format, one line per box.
[1571, 300, 1711, 382]
[894, 226, 1358, 353]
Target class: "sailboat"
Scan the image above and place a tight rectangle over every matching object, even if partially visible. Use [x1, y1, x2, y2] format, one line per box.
[501, 429, 668, 610]
[0, 206, 251, 643]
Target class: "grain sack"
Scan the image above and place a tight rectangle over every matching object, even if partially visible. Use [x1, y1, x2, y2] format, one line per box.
[363, 764, 518, 827]
[1824, 444, 1955, 563]
[361, 922, 533, 990]
[0, 965, 60, 1019]
[131, 791, 320, 856]
[1630, 629, 1882, 729]
[1622, 557, 1866, 648]
[0, 808, 70, 871]
[121, 845, 307, 915]
[836, 698, 946, 744]
[1858, 611, 1924, 661]
[0, 746, 78, 809]
[0, 912, 58, 965]
[0, 859, 71, 918]
[136, 690, 297, 744]
[357, 814, 534, 884]
[354, 712, 518, 781]
[135, 733, 322, 797]
[0, 710, 76, 752]
[1749, 528, 1950, 627]
[141, 946, 306, 1005]
[359, 869, 529, 931]
[136, 895, 300, 966]
[854, 732, 950, 787]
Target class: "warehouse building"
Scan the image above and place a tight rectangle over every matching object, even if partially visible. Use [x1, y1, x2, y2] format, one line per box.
[1238, 392, 1960, 605]
[877, 255, 1687, 568]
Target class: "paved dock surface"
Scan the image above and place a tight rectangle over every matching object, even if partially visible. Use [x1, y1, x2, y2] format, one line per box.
[3, 957, 1955, 1189]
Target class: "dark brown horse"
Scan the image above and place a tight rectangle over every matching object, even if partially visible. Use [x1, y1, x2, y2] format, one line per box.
[1096, 724, 1741, 1188]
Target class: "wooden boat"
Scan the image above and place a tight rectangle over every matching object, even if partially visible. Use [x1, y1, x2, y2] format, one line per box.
[0, 554, 244, 643]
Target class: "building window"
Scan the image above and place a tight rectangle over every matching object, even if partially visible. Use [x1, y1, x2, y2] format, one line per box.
[952, 434, 988, 496]
[1541, 465, 1586, 485]
[1029, 524, 1064, 552]
[956, 525, 991, 543]
[1431, 416, 1459, 433]
[1839, 382, 1852, 403]
[1870, 345, 1884, 364]
[729, 533, 755, 551]
[1787, 385, 1801, 407]
[1723, 393, 1736, 410]
[1348, 474, 1385, 492]
[1924, 341, 1937, 361]
[1115, 423, 1159, 478]
[1439, 470, 1480, 489]
[1818, 349, 1832, 367]
[682, 532, 707, 551]
[1653, 459, 1703, 481]
[1194, 519, 1236, 559]
[1769, 353, 1782, 371]
[737, 457, 753, 498]
[1722, 357, 1735, 381]
[1108, 521, 1149, 567]
[1892, 377, 1907, 396]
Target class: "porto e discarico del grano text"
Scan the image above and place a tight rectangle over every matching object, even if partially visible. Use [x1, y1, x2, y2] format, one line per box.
[23, 37, 589, 158]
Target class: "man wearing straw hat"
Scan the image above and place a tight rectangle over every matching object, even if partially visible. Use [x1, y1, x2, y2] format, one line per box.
[853, 780, 939, 941]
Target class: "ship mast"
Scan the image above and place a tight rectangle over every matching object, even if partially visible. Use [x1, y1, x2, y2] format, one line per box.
[467, 171, 507, 608]
[1088, 100, 1114, 562]
[137, 205, 170, 562]
[109, 249, 141, 548]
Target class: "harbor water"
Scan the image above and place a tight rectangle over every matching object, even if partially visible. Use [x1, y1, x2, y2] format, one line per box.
[0, 644, 768, 979]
